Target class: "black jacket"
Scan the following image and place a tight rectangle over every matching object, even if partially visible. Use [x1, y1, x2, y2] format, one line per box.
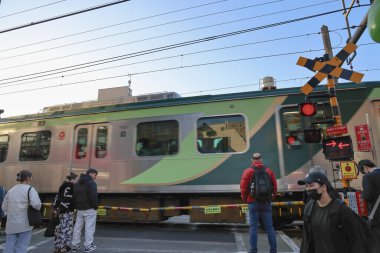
[301, 198, 373, 253]
[362, 168, 380, 225]
[73, 174, 98, 210]
[53, 181, 75, 213]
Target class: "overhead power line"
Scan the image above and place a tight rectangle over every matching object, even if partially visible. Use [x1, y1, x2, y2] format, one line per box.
[0, 0, 131, 34]
[0, 0, 229, 53]
[0, 0, 336, 63]
[0, 42, 376, 93]
[0, 0, 68, 19]
[0, 5, 368, 84]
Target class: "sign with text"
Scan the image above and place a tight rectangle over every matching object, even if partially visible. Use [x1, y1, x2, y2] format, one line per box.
[326, 125, 348, 136]
[354, 124, 372, 152]
[339, 161, 357, 179]
[322, 135, 354, 161]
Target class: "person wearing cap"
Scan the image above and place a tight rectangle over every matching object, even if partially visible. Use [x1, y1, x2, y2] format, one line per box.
[240, 153, 277, 253]
[71, 168, 98, 253]
[358, 159, 380, 251]
[53, 172, 79, 253]
[299, 170, 372, 253]
[1, 170, 41, 253]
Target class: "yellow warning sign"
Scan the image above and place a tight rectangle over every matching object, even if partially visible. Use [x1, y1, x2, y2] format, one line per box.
[97, 208, 107, 216]
[204, 206, 221, 214]
[340, 161, 357, 179]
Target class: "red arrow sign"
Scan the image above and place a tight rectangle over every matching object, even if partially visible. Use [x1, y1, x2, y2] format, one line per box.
[326, 140, 336, 147]
[338, 142, 350, 149]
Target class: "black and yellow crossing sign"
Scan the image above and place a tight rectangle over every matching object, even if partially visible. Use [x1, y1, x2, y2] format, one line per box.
[297, 43, 364, 95]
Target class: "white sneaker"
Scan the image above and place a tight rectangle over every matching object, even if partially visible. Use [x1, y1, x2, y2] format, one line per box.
[84, 244, 97, 253]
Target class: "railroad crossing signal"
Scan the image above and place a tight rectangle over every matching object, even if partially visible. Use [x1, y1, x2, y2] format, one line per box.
[297, 43, 364, 95]
[322, 135, 354, 161]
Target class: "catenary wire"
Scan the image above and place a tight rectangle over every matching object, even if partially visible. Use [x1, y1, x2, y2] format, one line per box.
[0, 0, 68, 19]
[0, 0, 284, 61]
[0, 0, 230, 53]
[0, 0, 131, 34]
[0, 42, 376, 94]
[0, 5, 368, 84]
[0, 0, 337, 63]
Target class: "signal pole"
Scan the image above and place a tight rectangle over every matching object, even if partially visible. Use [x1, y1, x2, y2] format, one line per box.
[321, 25, 342, 127]
[320, 25, 351, 189]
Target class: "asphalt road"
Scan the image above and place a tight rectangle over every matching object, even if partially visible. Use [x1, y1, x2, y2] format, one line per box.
[0, 223, 300, 253]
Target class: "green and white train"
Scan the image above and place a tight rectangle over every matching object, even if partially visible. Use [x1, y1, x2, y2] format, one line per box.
[0, 81, 379, 223]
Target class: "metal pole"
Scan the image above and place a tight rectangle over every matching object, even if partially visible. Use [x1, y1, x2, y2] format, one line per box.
[321, 25, 350, 188]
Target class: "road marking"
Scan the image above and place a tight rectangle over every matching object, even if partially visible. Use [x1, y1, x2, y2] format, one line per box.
[277, 231, 300, 253]
[234, 232, 246, 252]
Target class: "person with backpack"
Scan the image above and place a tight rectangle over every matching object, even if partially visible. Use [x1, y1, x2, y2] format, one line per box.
[298, 170, 373, 253]
[240, 153, 277, 253]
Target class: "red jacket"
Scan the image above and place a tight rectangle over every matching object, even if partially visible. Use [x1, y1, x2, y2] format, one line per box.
[240, 160, 277, 203]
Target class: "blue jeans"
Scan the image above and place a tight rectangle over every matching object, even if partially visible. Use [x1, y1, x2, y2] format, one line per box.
[4, 230, 32, 253]
[248, 202, 277, 253]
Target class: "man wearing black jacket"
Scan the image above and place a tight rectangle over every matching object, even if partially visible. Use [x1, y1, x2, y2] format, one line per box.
[71, 168, 98, 253]
[358, 159, 380, 252]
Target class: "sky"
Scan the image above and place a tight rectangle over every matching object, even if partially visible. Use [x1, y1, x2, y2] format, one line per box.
[0, 0, 379, 117]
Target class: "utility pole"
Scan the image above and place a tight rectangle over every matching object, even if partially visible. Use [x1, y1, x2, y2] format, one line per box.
[320, 25, 351, 189]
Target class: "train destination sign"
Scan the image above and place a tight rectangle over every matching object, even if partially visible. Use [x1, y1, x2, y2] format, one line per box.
[322, 135, 354, 161]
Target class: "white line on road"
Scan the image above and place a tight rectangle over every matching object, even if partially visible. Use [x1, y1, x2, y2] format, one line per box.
[234, 232, 246, 252]
[277, 231, 300, 253]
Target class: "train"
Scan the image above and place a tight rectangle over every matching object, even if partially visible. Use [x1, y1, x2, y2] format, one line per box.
[0, 81, 378, 224]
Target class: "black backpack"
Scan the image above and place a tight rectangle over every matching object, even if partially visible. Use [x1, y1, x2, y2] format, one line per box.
[249, 166, 273, 202]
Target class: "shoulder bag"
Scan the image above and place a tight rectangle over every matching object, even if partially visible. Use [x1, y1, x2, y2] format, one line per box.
[27, 186, 42, 226]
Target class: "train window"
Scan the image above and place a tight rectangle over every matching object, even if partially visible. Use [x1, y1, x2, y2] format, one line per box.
[95, 126, 107, 158]
[19, 131, 51, 161]
[0, 135, 9, 162]
[136, 120, 179, 156]
[76, 128, 88, 159]
[197, 115, 246, 153]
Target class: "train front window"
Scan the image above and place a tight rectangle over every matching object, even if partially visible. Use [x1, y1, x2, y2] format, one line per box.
[136, 120, 179, 156]
[197, 115, 247, 153]
[76, 128, 88, 159]
[0, 135, 9, 162]
[19, 131, 51, 161]
[95, 126, 107, 158]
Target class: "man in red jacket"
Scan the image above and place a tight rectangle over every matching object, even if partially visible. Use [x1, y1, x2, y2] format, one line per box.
[240, 153, 277, 253]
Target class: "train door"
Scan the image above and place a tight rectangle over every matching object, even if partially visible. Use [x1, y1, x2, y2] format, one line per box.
[71, 123, 110, 188]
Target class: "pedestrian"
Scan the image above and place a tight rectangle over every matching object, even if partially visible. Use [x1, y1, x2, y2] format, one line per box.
[71, 168, 99, 253]
[53, 172, 79, 253]
[0, 185, 6, 234]
[1, 170, 42, 253]
[298, 170, 373, 253]
[240, 153, 277, 253]
[358, 159, 380, 252]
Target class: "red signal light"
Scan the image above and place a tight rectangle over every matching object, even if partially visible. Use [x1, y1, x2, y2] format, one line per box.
[299, 102, 317, 116]
[286, 136, 297, 145]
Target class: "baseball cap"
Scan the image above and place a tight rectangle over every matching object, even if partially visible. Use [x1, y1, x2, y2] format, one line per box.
[252, 153, 262, 159]
[298, 171, 330, 185]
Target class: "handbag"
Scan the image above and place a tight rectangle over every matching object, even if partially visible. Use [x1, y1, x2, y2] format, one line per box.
[27, 186, 42, 226]
[44, 213, 59, 237]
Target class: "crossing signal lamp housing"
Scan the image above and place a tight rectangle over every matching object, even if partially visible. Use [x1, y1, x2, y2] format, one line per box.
[303, 128, 322, 143]
[299, 102, 317, 116]
[286, 134, 301, 149]
[322, 135, 354, 161]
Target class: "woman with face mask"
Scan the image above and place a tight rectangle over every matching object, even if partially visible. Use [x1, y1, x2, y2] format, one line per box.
[298, 171, 373, 253]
